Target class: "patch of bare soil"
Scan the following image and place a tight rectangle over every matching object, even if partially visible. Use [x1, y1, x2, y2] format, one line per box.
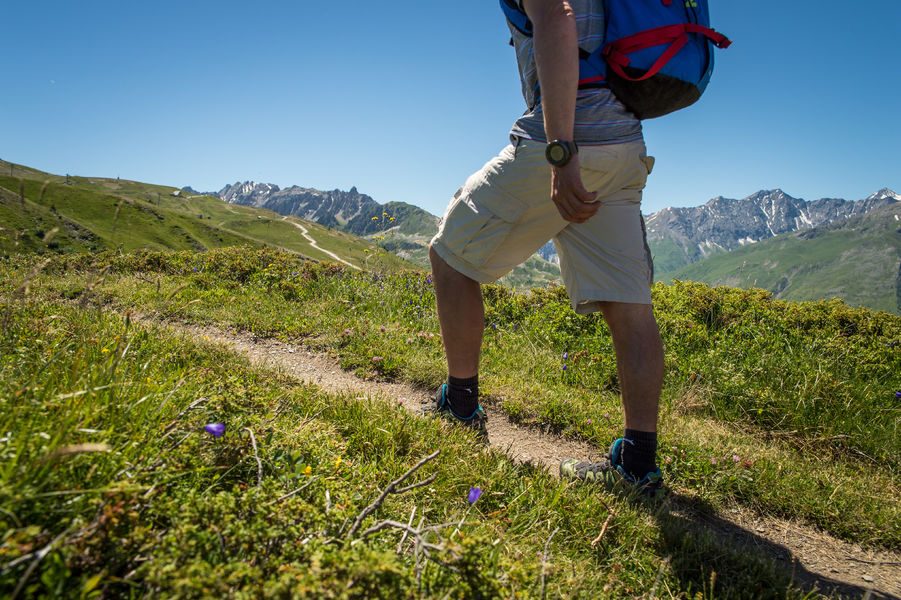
[147, 317, 901, 599]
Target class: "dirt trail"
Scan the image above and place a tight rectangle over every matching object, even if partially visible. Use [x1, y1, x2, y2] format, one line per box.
[153, 318, 900, 598]
[281, 217, 362, 270]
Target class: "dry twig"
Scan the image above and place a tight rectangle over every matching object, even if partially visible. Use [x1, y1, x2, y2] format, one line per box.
[539, 527, 560, 599]
[10, 528, 70, 600]
[590, 509, 616, 547]
[359, 518, 462, 580]
[244, 427, 263, 486]
[346, 450, 439, 539]
[397, 506, 417, 553]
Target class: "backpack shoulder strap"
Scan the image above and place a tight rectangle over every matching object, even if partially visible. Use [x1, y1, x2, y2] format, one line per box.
[499, 0, 533, 36]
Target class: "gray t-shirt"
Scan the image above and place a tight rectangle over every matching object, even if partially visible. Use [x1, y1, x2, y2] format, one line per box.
[507, 0, 643, 146]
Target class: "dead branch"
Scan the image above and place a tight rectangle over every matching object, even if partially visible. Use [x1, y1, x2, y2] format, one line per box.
[244, 427, 263, 486]
[10, 528, 69, 600]
[394, 473, 437, 494]
[360, 518, 461, 577]
[590, 509, 616, 548]
[539, 527, 560, 599]
[847, 556, 901, 566]
[649, 557, 670, 599]
[346, 450, 439, 539]
[397, 506, 417, 553]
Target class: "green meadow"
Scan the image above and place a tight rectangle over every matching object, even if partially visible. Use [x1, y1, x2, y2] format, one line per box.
[1, 246, 897, 597]
[0, 160, 408, 272]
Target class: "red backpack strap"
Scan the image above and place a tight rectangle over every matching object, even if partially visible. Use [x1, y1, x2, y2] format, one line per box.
[604, 24, 731, 82]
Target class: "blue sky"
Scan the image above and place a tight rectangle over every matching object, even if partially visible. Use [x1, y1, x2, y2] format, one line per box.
[2, 1, 898, 215]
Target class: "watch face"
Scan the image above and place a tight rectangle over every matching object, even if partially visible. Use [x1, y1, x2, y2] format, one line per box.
[549, 144, 566, 163]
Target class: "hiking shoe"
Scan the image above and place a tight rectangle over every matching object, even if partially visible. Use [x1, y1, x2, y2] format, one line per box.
[429, 383, 487, 436]
[560, 437, 663, 498]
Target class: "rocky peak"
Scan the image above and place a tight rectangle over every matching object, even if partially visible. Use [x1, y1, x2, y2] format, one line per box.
[867, 188, 900, 202]
[641, 187, 897, 276]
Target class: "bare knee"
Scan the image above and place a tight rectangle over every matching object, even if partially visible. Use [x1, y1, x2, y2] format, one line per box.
[599, 302, 658, 337]
[429, 245, 478, 287]
[428, 244, 442, 270]
[429, 244, 450, 280]
[600, 301, 652, 322]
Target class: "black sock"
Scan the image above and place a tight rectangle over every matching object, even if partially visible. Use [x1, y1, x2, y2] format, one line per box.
[621, 429, 658, 478]
[447, 375, 479, 417]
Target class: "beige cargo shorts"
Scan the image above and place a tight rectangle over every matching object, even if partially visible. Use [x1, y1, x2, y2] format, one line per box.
[430, 137, 655, 314]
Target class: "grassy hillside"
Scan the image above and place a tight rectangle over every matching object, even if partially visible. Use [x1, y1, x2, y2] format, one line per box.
[2, 247, 899, 596]
[0, 298, 804, 599]
[1, 159, 567, 290]
[0, 249, 901, 598]
[667, 205, 901, 313]
[649, 236, 699, 280]
[0, 159, 411, 272]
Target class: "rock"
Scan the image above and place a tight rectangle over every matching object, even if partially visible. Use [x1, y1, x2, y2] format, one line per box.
[862, 575, 874, 583]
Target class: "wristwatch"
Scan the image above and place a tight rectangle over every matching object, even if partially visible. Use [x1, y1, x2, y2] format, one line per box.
[545, 140, 578, 167]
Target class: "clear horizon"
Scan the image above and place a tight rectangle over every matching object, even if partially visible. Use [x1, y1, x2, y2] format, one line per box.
[2, 1, 899, 215]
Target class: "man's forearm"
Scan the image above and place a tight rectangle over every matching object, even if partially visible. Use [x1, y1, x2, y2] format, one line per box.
[525, 0, 580, 141]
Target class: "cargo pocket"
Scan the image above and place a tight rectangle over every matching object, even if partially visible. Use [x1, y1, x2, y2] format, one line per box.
[455, 186, 527, 269]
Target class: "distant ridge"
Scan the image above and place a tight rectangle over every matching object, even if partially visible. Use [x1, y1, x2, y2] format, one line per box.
[217, 180, 899, 304]
[217, 181, 564, 288]
[669, 201, 901, 313]
[645, 188, 899, 277]
[218, 182, 438, 238]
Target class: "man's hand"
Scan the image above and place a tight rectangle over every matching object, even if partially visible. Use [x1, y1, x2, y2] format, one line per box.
[551, 155, 598, 223]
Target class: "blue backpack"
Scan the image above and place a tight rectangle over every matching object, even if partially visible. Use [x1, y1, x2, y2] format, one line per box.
[500, 0, 731, 119]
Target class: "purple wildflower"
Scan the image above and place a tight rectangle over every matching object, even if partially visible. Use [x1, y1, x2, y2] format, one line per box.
[586, 419, 592, 425]
[562, 364, 567, 371]
[896, 391, 901, 399]
[467, 486, 482, 505]
[204, 423, 225, 438]
[562, 352, 568, 360]
[732, 454, 741, 463]
[425, 275, 433, 285]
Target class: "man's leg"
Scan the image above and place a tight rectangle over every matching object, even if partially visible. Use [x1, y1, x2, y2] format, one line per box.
[429, 245, 484, 416]
[600, 301, 664, 478]
[429, 245, 484, 378]
[428, 139, 569, 417]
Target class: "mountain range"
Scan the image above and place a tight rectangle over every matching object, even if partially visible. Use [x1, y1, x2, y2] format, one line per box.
[217, 181, 565, 288]
[646, 188, 901, 277]
[216, 181, 899, 312]
[219, 182, 438, 238]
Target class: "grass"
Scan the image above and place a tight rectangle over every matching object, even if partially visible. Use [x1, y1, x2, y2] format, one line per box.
[1, 159, 898, 595]
[0, 167, 412, 273]
[0, 285, 819, 598]
[12, 247, 898, 555]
